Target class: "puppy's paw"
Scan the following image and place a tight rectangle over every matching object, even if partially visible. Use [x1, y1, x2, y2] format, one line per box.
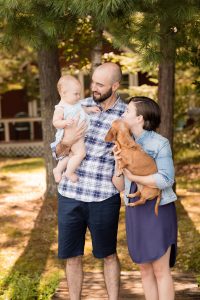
[127, 203, 136, 207]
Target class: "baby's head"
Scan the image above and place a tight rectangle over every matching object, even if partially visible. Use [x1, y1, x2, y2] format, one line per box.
[57, 75, 81, 105]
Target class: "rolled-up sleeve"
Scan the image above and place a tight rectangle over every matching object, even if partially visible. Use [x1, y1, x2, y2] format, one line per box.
[152, 140, 175, 189]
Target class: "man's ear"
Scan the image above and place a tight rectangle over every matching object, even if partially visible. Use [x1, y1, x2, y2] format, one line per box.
[105, 127, 117, 142]
[112, 82, 120, 92]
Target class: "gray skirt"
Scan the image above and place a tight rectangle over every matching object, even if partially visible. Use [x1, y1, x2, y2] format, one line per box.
[126, 183, 177, 267]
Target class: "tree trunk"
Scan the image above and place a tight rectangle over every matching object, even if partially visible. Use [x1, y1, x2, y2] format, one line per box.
[158, 25, 176, 149]
[91, 30, 103, 74]
[38, 46, 61, 198]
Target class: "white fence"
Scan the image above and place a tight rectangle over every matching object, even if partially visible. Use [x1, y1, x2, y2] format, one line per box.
[0, 117, 42, 142]
[0, 117, 44, 157]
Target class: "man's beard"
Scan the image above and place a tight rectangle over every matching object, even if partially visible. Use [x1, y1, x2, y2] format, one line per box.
[92, 88, 113, 103]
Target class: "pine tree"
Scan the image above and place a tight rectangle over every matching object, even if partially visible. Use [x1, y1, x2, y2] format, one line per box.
[0, 0, 78, 197]
[69, 0, 200, 147]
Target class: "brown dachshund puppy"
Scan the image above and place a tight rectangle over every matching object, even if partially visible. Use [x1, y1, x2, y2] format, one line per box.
[105, 119, 161, 216]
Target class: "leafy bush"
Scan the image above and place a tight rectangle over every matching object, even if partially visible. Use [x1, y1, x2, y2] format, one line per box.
[0, 271, 60, 300]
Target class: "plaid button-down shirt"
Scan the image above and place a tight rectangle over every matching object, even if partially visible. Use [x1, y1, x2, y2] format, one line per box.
[58, 96, 126, 202]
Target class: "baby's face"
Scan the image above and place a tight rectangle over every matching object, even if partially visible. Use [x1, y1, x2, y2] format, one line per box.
[60, 81, 81, 104]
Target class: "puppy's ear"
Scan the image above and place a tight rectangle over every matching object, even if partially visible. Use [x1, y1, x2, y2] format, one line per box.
[105, 127, 117, 142]
[118, 129, 137, 149]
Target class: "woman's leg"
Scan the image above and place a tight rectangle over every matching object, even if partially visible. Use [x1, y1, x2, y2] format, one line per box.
[152, 246, 174, 300]
[139, 263, 159, 300]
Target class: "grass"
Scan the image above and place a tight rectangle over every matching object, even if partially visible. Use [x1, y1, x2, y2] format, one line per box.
[0, 149, 200, 299]
[0, 158, 44, 173]
[175, 148, 200, 192]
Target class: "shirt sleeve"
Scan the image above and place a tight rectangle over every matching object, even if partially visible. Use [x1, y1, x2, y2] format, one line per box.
[152, 139, 175, 189]
[54, 105, 64, 112]
[80, 97, 91, 106]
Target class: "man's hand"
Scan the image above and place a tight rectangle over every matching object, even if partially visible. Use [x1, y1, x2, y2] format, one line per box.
[61, 114, 88, 146]
[65, 118, 74, 127]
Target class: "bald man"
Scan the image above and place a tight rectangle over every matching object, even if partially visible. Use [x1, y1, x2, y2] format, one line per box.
[57, 63, 126, 300]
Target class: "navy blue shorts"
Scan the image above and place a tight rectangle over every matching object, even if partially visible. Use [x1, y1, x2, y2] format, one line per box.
[58, 193, 121, 259]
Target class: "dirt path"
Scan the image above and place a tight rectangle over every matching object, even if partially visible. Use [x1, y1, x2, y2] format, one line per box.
[52, 271, 200, 299]
[0, 161, 199, 299]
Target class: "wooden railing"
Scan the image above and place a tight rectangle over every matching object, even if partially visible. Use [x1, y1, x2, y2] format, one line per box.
[0, 117, 42, 142]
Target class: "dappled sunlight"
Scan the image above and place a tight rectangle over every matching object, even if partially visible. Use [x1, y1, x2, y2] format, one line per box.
[176, 194, 200, 272]
[0, 158, 200, 298]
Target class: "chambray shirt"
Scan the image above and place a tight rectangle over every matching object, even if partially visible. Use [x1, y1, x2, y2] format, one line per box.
[58, 96, 126, 202]
[124, 130, 177, 206]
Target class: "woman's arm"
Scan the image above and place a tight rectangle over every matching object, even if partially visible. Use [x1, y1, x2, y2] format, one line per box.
[123, 139, 175, 190]
[112, 171, 125, 192]
[123, 169, 157, 188]
[111, 146, 125, 192]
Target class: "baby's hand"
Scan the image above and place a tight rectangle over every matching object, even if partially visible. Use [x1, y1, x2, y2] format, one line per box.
[65, 118, 74, 127]
[91, 106, 101, 113]
[85, 106, 101, 114]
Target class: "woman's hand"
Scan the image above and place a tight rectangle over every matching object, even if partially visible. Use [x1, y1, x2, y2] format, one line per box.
[61, 114, 88, 146]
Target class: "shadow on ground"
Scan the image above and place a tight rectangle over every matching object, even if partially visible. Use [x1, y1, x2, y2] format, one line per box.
[176, 197, 200, 273]
[0, 196, 58, 298]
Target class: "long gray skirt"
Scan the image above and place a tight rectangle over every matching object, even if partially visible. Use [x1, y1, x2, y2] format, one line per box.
[126, 183, 177, 267]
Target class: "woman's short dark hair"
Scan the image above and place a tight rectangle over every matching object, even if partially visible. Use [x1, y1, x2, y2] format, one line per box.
[129, 96, 161, 131]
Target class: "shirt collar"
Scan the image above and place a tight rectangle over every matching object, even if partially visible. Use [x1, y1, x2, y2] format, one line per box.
[134, 129, 150, 143]
[96, 95, 122, 112]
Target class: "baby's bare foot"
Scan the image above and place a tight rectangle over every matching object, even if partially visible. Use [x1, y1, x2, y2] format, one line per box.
[65, 172, 78, 183]
[53, 168, 62, 183]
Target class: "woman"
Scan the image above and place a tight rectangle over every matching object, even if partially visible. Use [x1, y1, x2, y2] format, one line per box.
[112, 96, 177, 300]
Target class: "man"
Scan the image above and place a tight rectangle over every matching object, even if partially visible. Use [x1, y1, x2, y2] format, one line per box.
[57, 62, 126, 300]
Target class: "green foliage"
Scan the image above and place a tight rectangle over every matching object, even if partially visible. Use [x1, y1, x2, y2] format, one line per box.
[1, 158, 45, 173]
[0, 271, 61, 300]
[0, 272, 40, 300]
[38, 273, 61, 300]
[174, 62, 200, 152]
[0, 0, 78, 49]
[0, 46, 39, 97]
[59, 17, 102, 71]
[69, 0, 200, 67]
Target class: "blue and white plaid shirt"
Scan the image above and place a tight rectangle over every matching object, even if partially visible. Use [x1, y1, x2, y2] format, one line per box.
[58, 96, 126, 202]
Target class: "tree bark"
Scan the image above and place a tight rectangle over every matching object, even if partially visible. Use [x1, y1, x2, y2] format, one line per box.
[91, 30, 103, 74]
[158, 24, 176, 149]
[38, 46, 61, 198]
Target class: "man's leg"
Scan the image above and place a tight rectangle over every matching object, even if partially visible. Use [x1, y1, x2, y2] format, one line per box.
[66, 256, 83, 300]
[58, 194, 87, 299]
[104, 253, 120, 300]
[88, 194, 121, 300]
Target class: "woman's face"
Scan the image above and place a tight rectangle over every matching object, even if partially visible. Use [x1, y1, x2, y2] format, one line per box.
[122, 102, 143, 130]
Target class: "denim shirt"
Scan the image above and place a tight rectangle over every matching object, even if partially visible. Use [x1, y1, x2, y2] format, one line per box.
[124, 130, 177, 206]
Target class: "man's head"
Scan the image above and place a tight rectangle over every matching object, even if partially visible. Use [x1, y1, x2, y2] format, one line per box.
[57, 75, 81, 105]
[91, 62, 122, 103]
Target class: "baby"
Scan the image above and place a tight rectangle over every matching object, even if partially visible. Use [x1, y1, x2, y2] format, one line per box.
[51, 75, 100, 183]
